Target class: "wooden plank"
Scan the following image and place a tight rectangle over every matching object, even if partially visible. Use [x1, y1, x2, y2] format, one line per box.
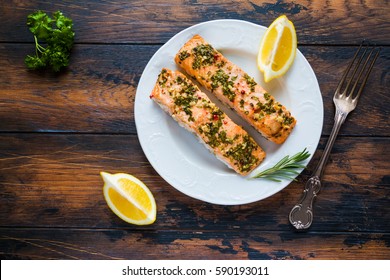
[0, 44, 389, 135]
[0, 134, 388, 232]
[0, 0, 389, 44]
[300, 46, 390, 137]
[0, 43, 159, 133]
[0, 228, 389, 259]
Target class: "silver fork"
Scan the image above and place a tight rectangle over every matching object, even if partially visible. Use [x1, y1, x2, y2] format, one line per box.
[289, 43, 381, 230]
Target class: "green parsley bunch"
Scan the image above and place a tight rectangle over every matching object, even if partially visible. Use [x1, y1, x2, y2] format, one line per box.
[25, 10, 75, 72]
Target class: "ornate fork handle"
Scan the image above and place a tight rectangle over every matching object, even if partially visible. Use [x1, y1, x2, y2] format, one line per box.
[289, 176, 321, 229]
[289, 110, 347, 230]
[289, 44, 380, 230]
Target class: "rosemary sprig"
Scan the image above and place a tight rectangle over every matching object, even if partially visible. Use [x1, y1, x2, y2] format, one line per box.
[252, 148, 311, 182]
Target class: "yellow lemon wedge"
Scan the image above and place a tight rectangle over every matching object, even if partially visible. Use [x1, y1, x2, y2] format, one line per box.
[101, 172, 156, 225]
[257, 15, 297, 82]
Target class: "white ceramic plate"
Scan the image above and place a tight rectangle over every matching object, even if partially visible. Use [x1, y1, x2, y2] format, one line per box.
[135, 19, 323, 205]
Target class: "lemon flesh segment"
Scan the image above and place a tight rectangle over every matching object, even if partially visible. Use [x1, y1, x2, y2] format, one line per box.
[107, 187, 148, 220]
[259, 25, 278, 72]
[101, 172, 157, 225]
[257, 15, 297, 83]
[272, 26, 293, 71]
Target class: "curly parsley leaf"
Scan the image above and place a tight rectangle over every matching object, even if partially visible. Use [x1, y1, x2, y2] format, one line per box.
[27, 10, 52, 39]
[25, 10, 75, 72]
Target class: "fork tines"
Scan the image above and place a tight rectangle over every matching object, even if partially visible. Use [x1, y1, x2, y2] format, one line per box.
[336, 42, 381, 101]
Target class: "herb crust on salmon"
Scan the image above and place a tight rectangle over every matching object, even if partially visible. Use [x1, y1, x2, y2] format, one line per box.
[150, 68, 266, 175]
[175, 35, 296, 144]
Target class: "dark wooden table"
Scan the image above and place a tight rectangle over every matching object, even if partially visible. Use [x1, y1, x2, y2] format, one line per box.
[1, 0, 389, 260]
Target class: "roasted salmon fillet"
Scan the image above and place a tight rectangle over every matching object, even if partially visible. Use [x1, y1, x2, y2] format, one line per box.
[150, 68, 265, 176]
[175, 35, 296, 144]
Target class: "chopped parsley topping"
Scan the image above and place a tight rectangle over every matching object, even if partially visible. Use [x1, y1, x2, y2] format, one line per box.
[218, 130, 233, 145]
[256, 99, 276, 115]
[178, 50, 190, 61]
[216, 60, 226, 68]
[176, 76, 184, 84]
[283, 115, 295, 126]
[197, 108, 234, 148]
[199, 121, 222, 148]
[225, 135, 259, 173]
[191, 44, 217, 69]
[244, 74, 257, 92]
[198, 123, 234, 148]
[172, 77, 198, 122]
[253, 112, 265, 121]
[158, 69, 168, 87]
[211, 69, 236, 101]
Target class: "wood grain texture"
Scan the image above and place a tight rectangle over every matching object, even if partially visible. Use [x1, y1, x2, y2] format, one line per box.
[0, 44, 158, 133]
[0, 0, 389, 260]
[1, 44, 389, 135]
[1, 229, 389, 259]
[0, 0, 389, 44]
[1, 134, 388, 233]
